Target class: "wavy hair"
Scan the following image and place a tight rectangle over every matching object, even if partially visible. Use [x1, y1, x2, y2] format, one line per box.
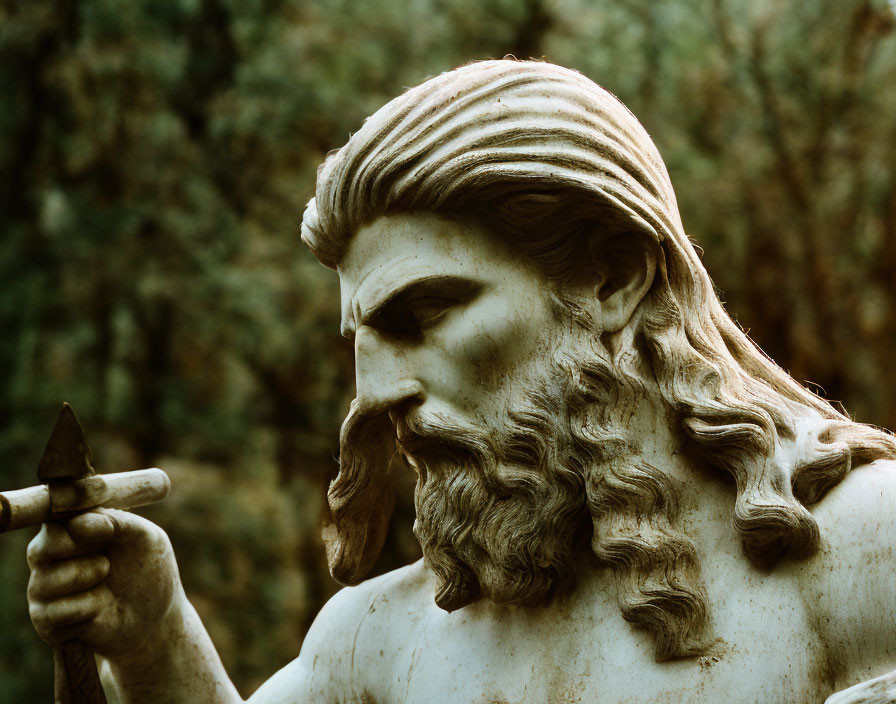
[302, 60, 896, 658]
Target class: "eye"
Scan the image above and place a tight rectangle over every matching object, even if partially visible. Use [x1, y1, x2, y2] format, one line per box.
[366, 277, 484, 340]
[374, 295, 460, 339]
[407, 296, 456, 327]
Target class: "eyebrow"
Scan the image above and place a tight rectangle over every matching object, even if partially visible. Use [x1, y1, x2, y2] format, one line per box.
[341, 273, 480, 340]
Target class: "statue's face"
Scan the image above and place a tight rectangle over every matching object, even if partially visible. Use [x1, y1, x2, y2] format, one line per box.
[338, 212, 560, 432]
[337, 212, 590, 609]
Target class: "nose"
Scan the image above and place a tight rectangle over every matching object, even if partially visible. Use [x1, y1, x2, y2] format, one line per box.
[354, 327, 425, 417]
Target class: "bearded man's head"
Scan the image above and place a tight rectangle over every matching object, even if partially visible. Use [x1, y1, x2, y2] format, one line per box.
[301, 60, 896, 660]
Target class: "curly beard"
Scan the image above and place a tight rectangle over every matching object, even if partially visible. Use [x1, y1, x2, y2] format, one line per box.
[332, 323, 709, 659]
[394, 366, 591, 612]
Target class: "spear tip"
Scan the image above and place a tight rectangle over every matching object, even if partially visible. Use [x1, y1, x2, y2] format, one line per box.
[37, 403, 95, 482]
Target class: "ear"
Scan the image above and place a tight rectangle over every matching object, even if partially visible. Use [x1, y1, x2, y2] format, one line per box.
[585, 233, 657, 332]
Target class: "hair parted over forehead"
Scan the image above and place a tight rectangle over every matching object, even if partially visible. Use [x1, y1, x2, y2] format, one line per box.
[304, 59, 896, 657]
[301, 59, 682, 268]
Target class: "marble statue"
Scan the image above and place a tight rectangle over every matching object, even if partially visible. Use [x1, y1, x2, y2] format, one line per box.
[25, 60, 896, 703]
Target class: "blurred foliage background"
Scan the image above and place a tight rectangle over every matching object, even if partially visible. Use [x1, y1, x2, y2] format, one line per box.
[1, 0, 895, 698]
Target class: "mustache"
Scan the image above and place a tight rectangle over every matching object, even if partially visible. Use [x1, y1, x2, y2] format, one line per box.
[393, 411, 492, 462]
[322, 401, 487, 585]
[322, 401, 471, 586]
[323, 400, 397, 586]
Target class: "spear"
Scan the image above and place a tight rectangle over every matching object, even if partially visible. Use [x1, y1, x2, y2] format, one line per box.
[0, 403, 171, 704]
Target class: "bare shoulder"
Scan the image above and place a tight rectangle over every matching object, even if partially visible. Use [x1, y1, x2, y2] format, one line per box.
[810, 458, 896, 536]
[248, 560, 432, 704]
[795, 459, 896, 686]
[807, 458, 896, 582]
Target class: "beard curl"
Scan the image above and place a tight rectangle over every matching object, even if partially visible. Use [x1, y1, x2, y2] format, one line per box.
[553, 324, 711, 661]
[397, 384, 590, 613]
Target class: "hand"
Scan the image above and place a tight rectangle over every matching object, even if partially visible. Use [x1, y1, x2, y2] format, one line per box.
[27, 508, 182, 659]
[826, 670, 896, 704]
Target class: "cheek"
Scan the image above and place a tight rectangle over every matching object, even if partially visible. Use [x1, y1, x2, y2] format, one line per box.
[435, 293, 554, 392]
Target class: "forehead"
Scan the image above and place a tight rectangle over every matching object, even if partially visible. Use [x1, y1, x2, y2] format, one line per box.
[337, 212, 539, 330]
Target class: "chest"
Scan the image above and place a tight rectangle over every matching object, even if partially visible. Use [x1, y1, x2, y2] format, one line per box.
[373, 574, 832, 703]
[393, 629, 829, 704]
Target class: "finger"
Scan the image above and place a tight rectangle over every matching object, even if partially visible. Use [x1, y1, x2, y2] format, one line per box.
[27, 522, 101, 567]
[29, 586, 109, 636]
[27, 554, 110, 601]
[66, 510, 115, 543]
